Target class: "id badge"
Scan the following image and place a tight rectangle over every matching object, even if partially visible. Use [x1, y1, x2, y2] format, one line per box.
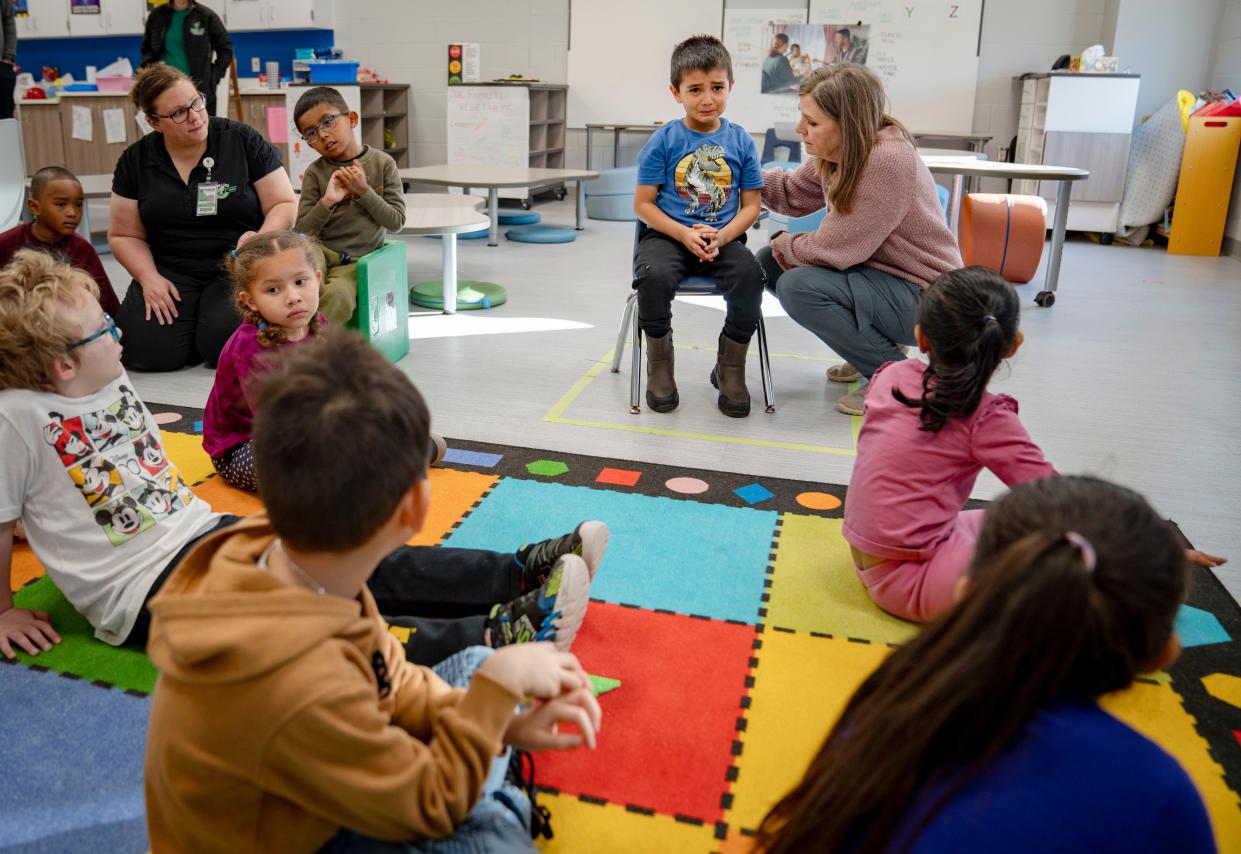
[196, 182, 220, 217]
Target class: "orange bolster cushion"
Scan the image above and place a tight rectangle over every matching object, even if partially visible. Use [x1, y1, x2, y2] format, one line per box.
[959, 194, 1048, 284]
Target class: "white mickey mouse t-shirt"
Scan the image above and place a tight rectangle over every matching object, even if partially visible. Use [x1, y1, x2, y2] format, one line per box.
[0, 374, 220, 644]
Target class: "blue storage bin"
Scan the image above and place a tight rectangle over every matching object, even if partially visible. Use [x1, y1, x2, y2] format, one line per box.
[305, 61, 359, 84]
[585, 167, 638, 221]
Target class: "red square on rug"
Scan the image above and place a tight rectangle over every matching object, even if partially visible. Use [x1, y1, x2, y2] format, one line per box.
[595, 467, 642, 487]
[538, 601, 756, 822]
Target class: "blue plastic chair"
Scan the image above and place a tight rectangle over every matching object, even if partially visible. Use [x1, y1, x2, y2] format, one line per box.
[611, 223, 775, 414]
[761, 127, 802, 166]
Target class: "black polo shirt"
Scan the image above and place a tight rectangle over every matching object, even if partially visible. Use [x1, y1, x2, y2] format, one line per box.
[112, 117, 283, 282]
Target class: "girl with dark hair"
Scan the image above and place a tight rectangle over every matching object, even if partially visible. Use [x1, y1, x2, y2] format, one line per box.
[844, 266, 1222, 622]
[759, 475, 1218, 854]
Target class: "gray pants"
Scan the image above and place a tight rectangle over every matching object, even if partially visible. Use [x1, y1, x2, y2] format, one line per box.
[757, 246, 922, 379]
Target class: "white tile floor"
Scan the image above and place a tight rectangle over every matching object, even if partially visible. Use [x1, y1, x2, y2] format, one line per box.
[100, 198, 1241, 602]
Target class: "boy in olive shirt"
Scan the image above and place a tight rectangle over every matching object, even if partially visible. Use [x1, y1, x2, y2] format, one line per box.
[293, 86, 406, 325]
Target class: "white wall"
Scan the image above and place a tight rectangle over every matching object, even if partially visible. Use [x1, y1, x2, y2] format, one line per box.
[333, 0, 570, 168]
[969, 0, 1107, 189]
[1209, 0, 1241, 251]
[1110, 0, 1223, 125]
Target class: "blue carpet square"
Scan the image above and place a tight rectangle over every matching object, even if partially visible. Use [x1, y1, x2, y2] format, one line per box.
[0, 666, 149, 852]
[734, 483, 774, 505]
[443, 479, 777, 623]
[1175, 604, 1231, 648]
[443, 448, 503, 468]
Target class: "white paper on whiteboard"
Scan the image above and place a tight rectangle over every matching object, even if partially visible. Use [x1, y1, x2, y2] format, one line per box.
[724, 8, 809, 133]
[71, 106, 93, 142]
[103, 108, 126, 144]
[447, 86, 530, 167]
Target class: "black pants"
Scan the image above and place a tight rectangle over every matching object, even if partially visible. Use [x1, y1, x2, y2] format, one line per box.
[0, 62, 15, 121]
[123, 521, 521, 668]
[116, 271, 241, 371]
[632, 229, 765, 343]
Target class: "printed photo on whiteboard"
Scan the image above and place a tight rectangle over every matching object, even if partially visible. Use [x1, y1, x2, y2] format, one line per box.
[761, 23, 870, 94]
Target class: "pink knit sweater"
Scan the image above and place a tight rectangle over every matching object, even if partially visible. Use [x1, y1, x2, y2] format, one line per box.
[762, 127, 962, 287]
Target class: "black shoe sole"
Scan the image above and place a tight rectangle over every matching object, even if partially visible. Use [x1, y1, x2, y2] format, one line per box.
[710, 368, 751, 418]
[646, 390, 679, 412]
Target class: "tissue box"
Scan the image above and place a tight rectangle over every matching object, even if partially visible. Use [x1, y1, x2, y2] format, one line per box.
[1071, 56, 1120, 73]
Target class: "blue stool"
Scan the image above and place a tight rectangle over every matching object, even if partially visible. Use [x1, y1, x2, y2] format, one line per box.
[584, 167, 638, 221]
[505, 225, 577, 244]
[498, 211, 541, 225]
[611, 223, 775, 414]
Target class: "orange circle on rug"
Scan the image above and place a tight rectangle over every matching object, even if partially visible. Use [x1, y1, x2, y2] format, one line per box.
[665, 477, 709, 494]
[796, 491, 841, 510]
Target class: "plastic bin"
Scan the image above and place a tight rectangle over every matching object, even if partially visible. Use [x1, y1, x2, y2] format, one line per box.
[96, 75, 133, 93]
[305, 61, 359, 84]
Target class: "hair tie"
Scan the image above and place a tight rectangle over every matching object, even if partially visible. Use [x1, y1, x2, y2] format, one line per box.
[230, 249, 237, 257]
[983, 314, 997, 324]
[1064, 531, 1097, 572]
[258, 321, 268, 331]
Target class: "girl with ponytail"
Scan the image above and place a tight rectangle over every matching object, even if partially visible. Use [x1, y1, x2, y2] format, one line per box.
[843, 266, 1222, 622]
[760, 475, 1217, 854]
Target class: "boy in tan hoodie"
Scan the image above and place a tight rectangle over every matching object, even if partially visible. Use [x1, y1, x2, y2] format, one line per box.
[144, 330, 602, 853]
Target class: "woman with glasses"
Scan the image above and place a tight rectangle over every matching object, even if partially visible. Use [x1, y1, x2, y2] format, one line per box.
[107, 63, 296, 372]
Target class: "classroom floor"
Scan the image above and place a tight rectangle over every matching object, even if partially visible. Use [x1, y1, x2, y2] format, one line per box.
[97, 196, 1241, 601]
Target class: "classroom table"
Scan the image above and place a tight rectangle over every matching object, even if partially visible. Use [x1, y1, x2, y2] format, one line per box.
[399, 166, 600, 247]
[584, 124, 662, 170]
[920, 156, 1090, 306]
[911, 131, 992, 154]
[397, 193, 489, 314]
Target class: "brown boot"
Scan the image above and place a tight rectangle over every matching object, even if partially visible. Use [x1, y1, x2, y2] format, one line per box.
[710, 332, 751, 418]
[645, 331, 679, 412]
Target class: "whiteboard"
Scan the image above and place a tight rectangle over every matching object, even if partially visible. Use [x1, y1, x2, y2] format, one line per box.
[567, 0, 725, 128]
[446, 86, 531, 167]
[808, 0, 981, 133]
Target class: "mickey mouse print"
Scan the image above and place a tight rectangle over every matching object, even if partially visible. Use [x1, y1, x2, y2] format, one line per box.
[42, 391, 194, 547]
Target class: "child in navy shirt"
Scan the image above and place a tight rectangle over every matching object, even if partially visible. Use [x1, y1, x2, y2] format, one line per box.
[634, 35, 765, 418]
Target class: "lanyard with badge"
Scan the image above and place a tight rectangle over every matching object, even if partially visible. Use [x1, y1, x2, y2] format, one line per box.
[196, 156, 219, 217]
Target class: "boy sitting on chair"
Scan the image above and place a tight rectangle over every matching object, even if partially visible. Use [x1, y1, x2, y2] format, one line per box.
[634, 34, 765, 418]
[293, 86, 405, 325]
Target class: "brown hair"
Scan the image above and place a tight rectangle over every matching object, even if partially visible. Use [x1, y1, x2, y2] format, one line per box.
[225, 230, 322, 348]
[670, 34, 734, 87]
[130, 62, 194, 115]
[757, 475, 1186, 853]
[0, 250, 100, 391]
[251, 328, 431, 552]
[798, 64, 912, 214]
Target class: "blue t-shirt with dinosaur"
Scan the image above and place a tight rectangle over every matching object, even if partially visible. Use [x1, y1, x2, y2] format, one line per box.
[636, 118, 763, 228]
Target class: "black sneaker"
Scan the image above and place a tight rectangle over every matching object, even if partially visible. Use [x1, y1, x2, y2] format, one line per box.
[515, 520, 609, 593]
[487, 554, 590, 651]
[500, 749, 553, 840]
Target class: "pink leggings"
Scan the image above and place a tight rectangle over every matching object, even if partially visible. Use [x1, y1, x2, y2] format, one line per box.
[855, 509, 986, 623]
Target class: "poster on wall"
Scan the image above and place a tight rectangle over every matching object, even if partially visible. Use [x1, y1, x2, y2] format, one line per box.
[723, 8, 807, 132]
[70, 0, 101, 14]
[761, 23, 870, 94]
[146, 0, 169, 9]
[13, 0, 28, 18]
[447, 44, 480, 85]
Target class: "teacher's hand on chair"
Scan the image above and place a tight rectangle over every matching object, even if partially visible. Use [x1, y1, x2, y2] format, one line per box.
[141, 275, 181, 326]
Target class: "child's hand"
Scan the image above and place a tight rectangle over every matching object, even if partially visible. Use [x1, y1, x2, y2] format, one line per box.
[0, 607, 62, 659]
[695, 224, 722, 260]
[338, 163, 371, 198]
[322, 172, 348, 207]
[1187, 548, 1227, 568]
[680, 225, 715, 262]
[480, 642, 590, 700]
[505, 688, 602, 752]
